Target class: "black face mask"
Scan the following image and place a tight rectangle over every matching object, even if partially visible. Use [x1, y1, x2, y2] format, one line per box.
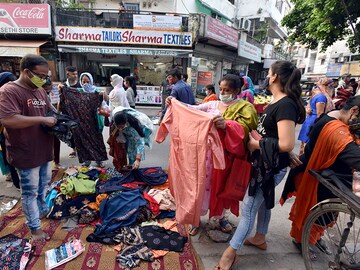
[349, 116, 360, 137]
[260, 78, 272, 95]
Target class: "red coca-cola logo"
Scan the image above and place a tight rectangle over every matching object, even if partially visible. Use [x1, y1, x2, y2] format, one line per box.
[12, 7, 45, 19]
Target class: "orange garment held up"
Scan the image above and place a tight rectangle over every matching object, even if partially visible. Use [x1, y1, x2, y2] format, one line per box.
[155, 100, 225, 226]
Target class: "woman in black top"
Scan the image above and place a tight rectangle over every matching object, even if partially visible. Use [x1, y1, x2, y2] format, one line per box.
[214, 61, 305, 270]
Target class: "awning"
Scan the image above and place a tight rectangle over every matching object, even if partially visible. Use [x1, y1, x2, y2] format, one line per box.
[58, 45, 192, 57]
[0, 40, 48, 57]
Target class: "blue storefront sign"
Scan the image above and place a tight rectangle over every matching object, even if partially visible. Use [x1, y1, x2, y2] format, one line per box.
[326, 63, 342, 77]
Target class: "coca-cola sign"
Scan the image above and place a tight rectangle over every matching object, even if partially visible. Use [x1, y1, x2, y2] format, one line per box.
[0, 4, 51, 35]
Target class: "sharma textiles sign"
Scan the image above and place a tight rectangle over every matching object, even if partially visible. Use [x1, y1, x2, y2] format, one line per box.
[0, 4, 51, 35]
[55, 26, 193, 47]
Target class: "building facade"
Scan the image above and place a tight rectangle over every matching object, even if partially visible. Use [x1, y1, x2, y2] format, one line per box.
[0, 0, 294, 99]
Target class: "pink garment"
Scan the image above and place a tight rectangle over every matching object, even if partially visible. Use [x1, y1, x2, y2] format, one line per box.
[155, 100, 225, 226]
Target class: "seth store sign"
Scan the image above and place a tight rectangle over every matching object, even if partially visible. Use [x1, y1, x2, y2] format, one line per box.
[0, 4, 51, 35]
[55, 26, 192, 47]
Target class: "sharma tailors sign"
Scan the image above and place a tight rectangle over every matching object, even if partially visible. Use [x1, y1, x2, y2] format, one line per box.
[0, 4, 51, 35]
[55, 26, 193, 47]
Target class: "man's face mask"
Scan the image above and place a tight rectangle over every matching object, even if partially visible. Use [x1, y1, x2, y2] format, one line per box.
[28, 70, 47, 88]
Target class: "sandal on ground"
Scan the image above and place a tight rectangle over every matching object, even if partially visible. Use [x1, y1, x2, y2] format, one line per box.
[219, 218, 232, 233]
[68, 151, 77, 158]
[213, 256, 238, 270]
[96, 161, 105, 168]
[316, 238, 332, 255]
[292, 240, 318, 261]
[187, 224, 199, 236]
[30, 229, 50, 242]
[54, 163, 65, 170]
[244, 238, 267, 250]
[82, 161, 91, 167]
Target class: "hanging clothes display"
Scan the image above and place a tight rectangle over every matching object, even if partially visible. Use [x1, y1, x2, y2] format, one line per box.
[155, 100, 225, 226]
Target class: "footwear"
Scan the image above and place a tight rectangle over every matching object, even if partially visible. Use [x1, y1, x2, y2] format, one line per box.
[244, 238, 267, 250]
[30, 229, 50, 241]
[214, 256, 238, 270]
[96, 161, 105, 168]
[219, 218, 232, 233]
[82, 161, 91, 167]
[316, 238, 332, 255]
[292, 240, 318, 261]
[54, 163, 65, 170]
[69, 151, 76, 158]
[188, 224, 199, 236]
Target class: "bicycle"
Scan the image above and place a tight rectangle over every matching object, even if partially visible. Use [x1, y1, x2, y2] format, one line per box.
[301, 169, 360, 270]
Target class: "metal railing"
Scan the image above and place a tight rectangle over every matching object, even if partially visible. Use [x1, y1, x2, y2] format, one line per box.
[55, 8, 189, 30]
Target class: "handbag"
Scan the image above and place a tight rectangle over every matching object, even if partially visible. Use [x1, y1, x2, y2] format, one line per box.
[218, 154, 252, 201]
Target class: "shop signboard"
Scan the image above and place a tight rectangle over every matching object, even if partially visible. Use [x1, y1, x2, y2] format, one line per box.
[55, 26, 192, 47]
[136, 86, 162, 105]
[0, 4, 51, 35]
[350, 63, 360, 76]
[326, 63, 342, 77]
[238, 40, 261, 63]
[58, 45, 192, 57]
[340, 64, 350, 76]
[133, 15, 182, 31]
[49, 82, 60, 104]
[205, 16, 238, 48]
[196, 71, 213, 93]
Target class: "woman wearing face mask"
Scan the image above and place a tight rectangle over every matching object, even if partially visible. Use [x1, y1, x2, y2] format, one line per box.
[60, 72, 108, 168]
[281, 96, 360, 260]
[166, 74, 258, 236]
[103, 74, 129, 112]
[214, 61, 305, 269]
[202, 84, 218, 103]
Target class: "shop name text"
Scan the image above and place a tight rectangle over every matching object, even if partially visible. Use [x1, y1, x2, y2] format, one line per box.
[56, 27, 192, 47]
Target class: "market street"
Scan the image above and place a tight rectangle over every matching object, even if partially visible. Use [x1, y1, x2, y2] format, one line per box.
[0, 106, 306, 270]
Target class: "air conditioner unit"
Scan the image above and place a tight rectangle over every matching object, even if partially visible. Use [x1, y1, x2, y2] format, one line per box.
[240, 19, 251, 32]
[233, 19, 241, 30]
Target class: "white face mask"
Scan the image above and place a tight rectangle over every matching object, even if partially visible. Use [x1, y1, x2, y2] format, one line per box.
[219, 94, 234, 103]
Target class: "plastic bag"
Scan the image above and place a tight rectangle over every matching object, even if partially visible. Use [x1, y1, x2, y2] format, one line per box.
[98, 101, 111, 117]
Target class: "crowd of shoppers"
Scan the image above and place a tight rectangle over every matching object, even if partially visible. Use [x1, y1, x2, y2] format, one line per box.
[1, 53, 360, 270]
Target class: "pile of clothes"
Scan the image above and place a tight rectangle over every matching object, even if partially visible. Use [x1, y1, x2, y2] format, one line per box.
[0, 234, 33, 270]
[45, 166, 187, 268]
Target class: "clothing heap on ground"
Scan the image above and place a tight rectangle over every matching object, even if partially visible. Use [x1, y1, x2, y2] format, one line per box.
[44, 166, 187, 269]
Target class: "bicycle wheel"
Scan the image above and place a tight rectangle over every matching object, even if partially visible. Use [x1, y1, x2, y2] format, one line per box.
[302, 202, 360, 270]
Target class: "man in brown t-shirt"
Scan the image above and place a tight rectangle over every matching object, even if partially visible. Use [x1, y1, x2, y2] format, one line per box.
[0, 54, 56, 241]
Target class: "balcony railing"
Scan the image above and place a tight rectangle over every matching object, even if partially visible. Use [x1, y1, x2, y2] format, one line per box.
[55, 8, 189, 31]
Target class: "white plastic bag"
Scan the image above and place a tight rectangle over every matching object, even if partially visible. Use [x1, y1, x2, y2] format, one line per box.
[98, 101, 111, 117]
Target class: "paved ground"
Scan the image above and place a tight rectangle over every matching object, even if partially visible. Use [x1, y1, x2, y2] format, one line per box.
[0, 106, 306, 270]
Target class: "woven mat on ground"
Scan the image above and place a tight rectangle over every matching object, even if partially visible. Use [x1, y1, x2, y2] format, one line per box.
[0, 203, 201, 270]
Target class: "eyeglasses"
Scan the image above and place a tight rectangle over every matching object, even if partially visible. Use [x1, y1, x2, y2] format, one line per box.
[29, 70, 50, 80]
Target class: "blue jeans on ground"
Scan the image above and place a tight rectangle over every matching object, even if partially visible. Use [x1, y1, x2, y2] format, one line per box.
[229, 168, 287, 250]
[17, 161, 52, 231]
